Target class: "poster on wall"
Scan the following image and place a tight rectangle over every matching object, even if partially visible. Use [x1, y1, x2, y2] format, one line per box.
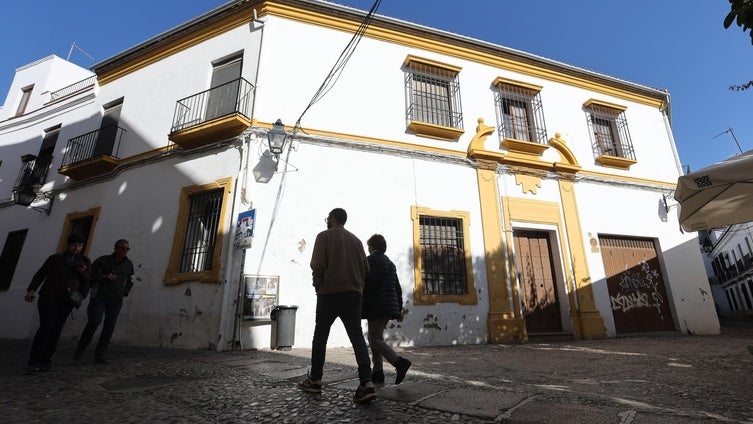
[234, 209, 256, 249]
[242, 274, 279, 321]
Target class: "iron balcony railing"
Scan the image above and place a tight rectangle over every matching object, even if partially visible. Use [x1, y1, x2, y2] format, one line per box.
[170, 77, 255, 133]
[61, 125, 126, 168]
[49, 76, 97, 102]
[14, 154, 53, 190]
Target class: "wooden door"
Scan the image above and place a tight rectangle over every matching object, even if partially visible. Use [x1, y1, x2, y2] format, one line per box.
[513, 230, 562, 333]
[599, 236, 674, 333]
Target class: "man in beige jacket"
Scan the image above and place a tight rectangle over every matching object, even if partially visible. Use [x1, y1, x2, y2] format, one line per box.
[298, 208, 376, 404]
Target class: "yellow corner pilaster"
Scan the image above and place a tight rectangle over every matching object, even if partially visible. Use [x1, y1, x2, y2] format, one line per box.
[558, 180, 607, 339]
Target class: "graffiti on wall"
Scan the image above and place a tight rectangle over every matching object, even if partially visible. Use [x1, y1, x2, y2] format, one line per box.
[610, 261, 666, 320]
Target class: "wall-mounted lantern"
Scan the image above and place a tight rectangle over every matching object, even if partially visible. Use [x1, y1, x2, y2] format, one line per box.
[267, 119, 288, 155]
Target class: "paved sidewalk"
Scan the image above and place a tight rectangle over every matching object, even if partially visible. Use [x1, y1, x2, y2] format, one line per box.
[2, 323, 752, 423]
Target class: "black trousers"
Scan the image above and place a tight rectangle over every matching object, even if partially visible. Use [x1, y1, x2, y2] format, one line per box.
[28, 294, 72, 368]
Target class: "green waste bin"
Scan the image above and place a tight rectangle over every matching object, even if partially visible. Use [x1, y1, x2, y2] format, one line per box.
[270, 305, 298, 350]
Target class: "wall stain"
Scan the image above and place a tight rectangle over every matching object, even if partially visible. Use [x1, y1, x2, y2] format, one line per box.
[422, 314, 441, 330]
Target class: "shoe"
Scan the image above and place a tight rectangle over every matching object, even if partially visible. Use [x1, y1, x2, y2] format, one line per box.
[395, 357, 411, 385]
[297, 374, 322, 393]
[353, 381, 376, 404]
[94, 357, 108, 364]
[371, 370, 385, 385]
[25, 365, 38, 374]
[73, 349, 83, 361]
[38, 365, 51, 372]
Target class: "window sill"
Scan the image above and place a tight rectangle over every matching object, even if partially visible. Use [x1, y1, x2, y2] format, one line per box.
[163, 270, 220, 285]
[408, 121, 465, 140]
[595, 154, 637, 169]
[501, 138, 549, 156]
[412, 292, 478, 305]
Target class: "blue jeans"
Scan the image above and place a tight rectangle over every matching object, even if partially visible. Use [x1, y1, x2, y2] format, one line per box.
[310, 292, 371, 384]
[28, 294, 72, 367]
[76, 297, 123, 359]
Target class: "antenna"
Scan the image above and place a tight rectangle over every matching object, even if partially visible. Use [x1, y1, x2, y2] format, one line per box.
[66, 42, 96, 62]
[712, 127, 744, 154]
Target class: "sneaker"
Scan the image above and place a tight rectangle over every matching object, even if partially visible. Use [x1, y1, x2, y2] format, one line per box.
[353, 381, 376, 404]
[395, 357, 411, 385]
[371, 370, 385, 386]
[298, 375, 322, 393]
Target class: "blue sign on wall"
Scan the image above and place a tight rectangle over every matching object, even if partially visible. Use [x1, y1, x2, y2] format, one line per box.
[234, 209, 256, 249]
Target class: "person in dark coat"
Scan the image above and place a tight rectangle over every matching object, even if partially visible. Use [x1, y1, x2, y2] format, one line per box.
[363, 234, 411, 385]
[24, 233, 91, 373]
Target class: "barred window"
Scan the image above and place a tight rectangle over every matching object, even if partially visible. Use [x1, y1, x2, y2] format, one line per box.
[411, 206, 476, 305]
[165, 178, 232, 284]
[584, 99, 635, 162]
[57, 207, 100, 255]
[494, 78, 547, 144]
[404, 56, 464, 140]
[420, 216, 467, 296]
[180, 189, 223, 273]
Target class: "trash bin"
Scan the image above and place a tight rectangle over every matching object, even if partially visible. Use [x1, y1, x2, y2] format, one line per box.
[270, 305, 298, 350]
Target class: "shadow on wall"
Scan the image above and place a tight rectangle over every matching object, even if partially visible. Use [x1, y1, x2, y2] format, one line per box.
[0, 106, 237, 348]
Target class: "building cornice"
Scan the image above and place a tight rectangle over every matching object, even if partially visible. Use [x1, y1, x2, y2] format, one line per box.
[93, 0, 669, 109]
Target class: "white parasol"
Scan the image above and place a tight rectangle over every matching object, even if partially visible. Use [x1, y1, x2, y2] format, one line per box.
[675, 150, 753, 232]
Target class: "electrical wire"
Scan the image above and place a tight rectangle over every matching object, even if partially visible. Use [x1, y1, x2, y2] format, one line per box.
[254, 0, 382, 276]
[293, 0, 381, 134]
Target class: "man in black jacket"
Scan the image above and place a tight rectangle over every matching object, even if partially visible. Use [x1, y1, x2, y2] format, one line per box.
[363, 234, 411, 385]
[73, 239, 134, 363]
[25, 233, 91, 373]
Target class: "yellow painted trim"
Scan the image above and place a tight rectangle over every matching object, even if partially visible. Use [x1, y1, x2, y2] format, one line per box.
[96, 2, 667, 109]
[557, 181, 606, 339]
[407, 121, 465, 140]
[118, 145, 175, 165]
[492, 77, 542, 93]
[164, 177, 233, 284]
[514, 174, 542, 195]
[548, 133, 579, 167]
[410, 206, 477, 305]
[501, 138, 549, 156]
[57, 207, 102, 257]
[403, 54, 462, 74]
[583, 98, 628, 112]
[467, 118, 496, 155]
[271, 4, 666, 108]
[476, 162, 527, 343]
[595, 155, 637, 170]
[578, 169, 676, 189]
[256, 119, 468, 158]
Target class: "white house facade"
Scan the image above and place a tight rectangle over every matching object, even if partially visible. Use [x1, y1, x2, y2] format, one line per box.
[700, 224, 753, 319]
[0, 0, 719, 351]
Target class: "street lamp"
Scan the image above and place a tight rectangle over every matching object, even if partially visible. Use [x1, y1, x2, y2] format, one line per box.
[267, 119, 288, 155]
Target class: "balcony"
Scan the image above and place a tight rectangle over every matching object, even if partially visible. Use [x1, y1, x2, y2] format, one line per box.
[58, 125, 126, 181]
[168, 78, 254, 149]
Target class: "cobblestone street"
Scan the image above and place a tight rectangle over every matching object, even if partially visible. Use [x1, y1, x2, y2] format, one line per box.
[2, 322, 752, 423]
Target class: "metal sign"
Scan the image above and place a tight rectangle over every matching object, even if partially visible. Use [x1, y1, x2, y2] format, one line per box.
[234, 209, 256, 249]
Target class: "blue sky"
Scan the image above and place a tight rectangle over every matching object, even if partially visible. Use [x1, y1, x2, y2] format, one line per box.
[1, 0, 751, 173]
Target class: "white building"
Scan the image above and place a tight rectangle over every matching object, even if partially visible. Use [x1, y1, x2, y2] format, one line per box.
[0, 0, 719, 351]
[700, 225, 753, 318]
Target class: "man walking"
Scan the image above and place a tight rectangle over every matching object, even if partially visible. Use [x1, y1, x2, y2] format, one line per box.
[73, 239, 134, 363]
[298, 208, 376, 404]
[25, 233, 91, 372]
